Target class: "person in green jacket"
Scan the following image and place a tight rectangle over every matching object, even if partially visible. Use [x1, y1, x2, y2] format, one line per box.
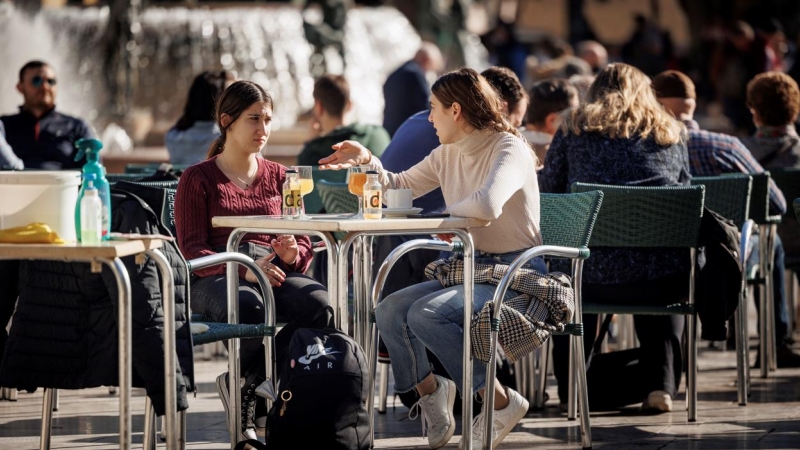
[297, 74, 390, 166]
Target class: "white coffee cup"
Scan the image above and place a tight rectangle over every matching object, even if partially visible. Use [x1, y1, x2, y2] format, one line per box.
[385, 189, 412, 209]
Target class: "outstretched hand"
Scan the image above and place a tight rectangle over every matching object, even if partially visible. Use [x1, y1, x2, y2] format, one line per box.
[318, 140, 372, 170]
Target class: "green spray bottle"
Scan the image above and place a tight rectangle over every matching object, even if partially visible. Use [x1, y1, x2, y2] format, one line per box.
[74, 138, 111, 241]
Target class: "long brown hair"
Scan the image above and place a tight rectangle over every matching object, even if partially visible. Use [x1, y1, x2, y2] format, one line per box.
[206, 80, 274, 159]
[431, 68, 522, 139]
[561, 63, 685, 146]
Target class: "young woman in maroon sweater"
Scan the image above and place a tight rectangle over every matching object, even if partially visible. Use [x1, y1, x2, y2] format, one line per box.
[175, 81, 333, 440]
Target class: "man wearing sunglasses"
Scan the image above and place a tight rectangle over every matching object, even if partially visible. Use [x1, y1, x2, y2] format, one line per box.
[0, 60, 94, 170]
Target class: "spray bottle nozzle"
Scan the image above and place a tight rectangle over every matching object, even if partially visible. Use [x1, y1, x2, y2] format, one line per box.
[74, 138, 104, 162]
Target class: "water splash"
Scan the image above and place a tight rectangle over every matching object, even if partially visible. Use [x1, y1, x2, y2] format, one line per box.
[0, 5, 421, 133]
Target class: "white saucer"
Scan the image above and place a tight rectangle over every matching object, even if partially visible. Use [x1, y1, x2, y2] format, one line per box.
[382, 207, 422, 217]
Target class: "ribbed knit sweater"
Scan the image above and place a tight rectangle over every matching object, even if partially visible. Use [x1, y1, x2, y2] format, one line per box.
[175, 156, 313, 278]
[373, 129, 542, 253]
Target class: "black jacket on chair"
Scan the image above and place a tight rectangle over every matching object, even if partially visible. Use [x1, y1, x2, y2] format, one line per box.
[696, 207, 743, 341]
[0, 183, 193, 415]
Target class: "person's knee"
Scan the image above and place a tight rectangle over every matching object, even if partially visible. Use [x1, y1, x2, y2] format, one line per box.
[375, 295, 406, 336]
[406, 299, 441, 340]
[238, 289, 266, 325]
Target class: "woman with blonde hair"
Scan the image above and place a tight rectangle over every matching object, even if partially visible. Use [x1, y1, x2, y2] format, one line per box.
[320, 68, 539, 449]
[539, 63, 691, 414]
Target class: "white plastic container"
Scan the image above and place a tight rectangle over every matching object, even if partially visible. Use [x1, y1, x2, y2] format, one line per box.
[0, 171, 82, 242]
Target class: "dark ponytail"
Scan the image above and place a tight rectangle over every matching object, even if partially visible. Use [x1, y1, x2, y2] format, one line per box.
[206, 80, 274, 159]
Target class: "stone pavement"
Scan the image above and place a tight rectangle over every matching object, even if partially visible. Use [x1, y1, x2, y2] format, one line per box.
[1, 340, 799, 449]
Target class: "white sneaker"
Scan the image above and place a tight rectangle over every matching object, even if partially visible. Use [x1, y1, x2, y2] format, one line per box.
[460, 387, 529, 449]
[642, 390, 672, 413]
[408, 375, 457, 449]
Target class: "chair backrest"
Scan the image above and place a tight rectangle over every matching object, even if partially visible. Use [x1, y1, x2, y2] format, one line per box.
[124, 162, 192, 174]
[303, 167, 349, 214]
[749, 172, 773, 225]
[571, 183, 705, 248]
[795, 198, 800, 223]
[770, 167, 800, 225]
[110, 180, 179, 189]
[107, 173, 150, 183]
[317, 179, 359, 214]
[539, 191, 604, 249]
[691, 174, 752, 226]
[163, 188, 177, 238]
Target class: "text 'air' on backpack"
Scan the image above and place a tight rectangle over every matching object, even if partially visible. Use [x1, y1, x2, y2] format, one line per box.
[267, 328, 370, 450]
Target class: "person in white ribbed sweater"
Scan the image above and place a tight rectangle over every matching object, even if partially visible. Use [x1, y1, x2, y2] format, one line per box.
[320, 68, 540, 450]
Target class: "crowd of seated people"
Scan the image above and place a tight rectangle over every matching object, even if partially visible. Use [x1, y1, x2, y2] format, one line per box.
[5, 29, 800, 449]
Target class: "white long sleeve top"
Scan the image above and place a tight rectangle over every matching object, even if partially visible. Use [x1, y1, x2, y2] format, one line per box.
[372, 129, 542, 254]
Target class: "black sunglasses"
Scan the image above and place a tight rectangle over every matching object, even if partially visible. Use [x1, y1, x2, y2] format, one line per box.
[31, 76, 57, 87]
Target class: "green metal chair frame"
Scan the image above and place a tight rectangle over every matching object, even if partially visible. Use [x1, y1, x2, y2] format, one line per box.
[316, 179, 358, 214]
[691, 174, 754, 405]
[571, 183, 705, 422]
[124, 162, 191, 174]
[302, 167, 348, 215]
[485, 191, 603, 450]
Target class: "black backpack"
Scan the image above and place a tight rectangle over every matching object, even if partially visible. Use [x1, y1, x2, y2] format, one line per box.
[267, 328, 370, 450]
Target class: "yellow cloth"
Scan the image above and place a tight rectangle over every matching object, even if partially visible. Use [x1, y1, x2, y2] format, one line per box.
[0, 223, 65, 244]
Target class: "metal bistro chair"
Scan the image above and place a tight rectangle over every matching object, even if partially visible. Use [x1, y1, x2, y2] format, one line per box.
[303, 167, 348, 215]
[125, 162, 191, 174]
[769, 168, 800, 337]
[571, 183, 705, 422]
[745, 173, 781, 377]
[125, 185, 278, 450]
[691, 174, 754, 405]
[483, 191, 603, 450]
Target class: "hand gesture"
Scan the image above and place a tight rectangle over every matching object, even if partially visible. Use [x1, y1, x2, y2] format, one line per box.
[318, 140, 372, 170]
[245, 255, 286, 287]
[271, 234, 299, 267]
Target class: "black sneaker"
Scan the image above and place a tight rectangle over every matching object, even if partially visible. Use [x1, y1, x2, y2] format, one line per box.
[216, 372, 258, 441]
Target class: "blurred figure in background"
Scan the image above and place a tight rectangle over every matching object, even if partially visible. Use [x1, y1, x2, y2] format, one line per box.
[1, 60, 95, 170]
[0, 122, 23, 170]
[522, 79, 579, 168]
[166, 70, 234, 166]
[568, 74, 596, 101]
[383, 42, 444, 137]
[711, 21, 771, 135]
[298, 74, 390, 165]
[577, 40, 608, 74]
[482, 20, 529, 83]
[481, 66, 529, 128]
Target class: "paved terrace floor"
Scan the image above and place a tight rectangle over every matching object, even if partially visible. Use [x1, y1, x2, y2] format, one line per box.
[0, 335, 799, 449]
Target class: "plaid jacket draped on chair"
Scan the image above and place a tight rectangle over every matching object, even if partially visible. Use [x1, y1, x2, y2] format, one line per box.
[424, 256, 574, 363]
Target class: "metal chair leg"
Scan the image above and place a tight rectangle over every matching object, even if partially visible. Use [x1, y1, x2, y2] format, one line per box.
[52, 388, 59, 412]
[533, 339, 551, 409]
[378, 362, 390, 414]
[179, 409, 187, 450]
[39, 388, 55, 450]
[143, 397, 157, 450]
[567, 336, 577, 420]
[735, 291, 748, 405]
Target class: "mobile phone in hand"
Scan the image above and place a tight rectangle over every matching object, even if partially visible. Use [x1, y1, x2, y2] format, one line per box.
[406, 212, 450, 218]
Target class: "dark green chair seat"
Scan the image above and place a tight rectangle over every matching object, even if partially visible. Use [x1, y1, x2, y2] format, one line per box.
[571, 182, 705, 422]
[190, 314, 276, 346]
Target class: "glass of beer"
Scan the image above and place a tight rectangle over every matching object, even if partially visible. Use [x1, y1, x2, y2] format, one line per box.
[347, 165, 369, 219]
[291, 165, 314, 219]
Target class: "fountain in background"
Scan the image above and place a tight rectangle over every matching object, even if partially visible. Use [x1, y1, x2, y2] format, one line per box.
[0, 4, 433, 145]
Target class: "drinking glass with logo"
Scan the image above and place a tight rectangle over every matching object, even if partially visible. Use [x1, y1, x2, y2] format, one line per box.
[347, 165, 369, 219]
[291, 165, 314, 219]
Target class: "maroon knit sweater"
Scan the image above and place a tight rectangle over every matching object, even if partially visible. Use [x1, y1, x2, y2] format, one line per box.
[175, 156, 312, 278]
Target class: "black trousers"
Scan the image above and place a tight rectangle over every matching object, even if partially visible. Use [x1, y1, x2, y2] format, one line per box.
[552, 270, 688, 407]
[191, 272, 334, 378]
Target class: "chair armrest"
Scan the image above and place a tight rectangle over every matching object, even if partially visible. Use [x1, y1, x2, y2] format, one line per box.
[186, 252, 273, 325]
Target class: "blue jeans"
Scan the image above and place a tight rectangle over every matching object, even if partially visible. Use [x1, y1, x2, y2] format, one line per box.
[747, 233, 790, 344]
[375, 250, 546, 395]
